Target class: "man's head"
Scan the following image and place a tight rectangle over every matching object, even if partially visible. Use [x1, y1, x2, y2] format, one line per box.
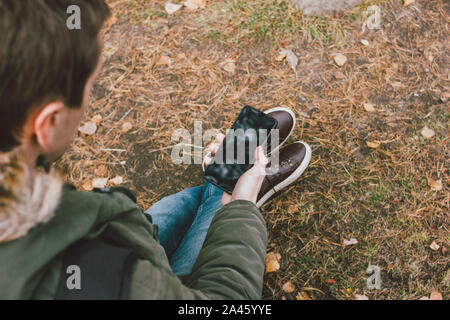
[0, 0, 110, 164]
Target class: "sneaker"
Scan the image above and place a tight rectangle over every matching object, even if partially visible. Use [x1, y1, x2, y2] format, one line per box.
[202, 107, 296, 171]
[264, 107, 296, 155]
[256, 141, 311, 208]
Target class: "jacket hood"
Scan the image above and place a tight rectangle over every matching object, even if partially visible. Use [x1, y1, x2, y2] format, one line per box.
[0, 152, 63, 244]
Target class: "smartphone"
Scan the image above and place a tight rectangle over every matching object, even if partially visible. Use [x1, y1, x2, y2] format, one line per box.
[204, 106, 278, 194]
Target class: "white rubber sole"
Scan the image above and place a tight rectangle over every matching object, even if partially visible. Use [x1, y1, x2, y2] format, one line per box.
[256, 141, 312, 208]
[264, 106, 297, 155]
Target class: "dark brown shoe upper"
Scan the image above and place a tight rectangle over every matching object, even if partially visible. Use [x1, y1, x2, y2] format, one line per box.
[258, 142, 307, 201]
[266, 110, 294, 153]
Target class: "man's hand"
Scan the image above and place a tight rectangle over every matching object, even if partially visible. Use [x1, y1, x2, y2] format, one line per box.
[203, 134, 268, 207]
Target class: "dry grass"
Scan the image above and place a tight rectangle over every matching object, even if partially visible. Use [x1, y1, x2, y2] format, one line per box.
[58, 0, 449, 300]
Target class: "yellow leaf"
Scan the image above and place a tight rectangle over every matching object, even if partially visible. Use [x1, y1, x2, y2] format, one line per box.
[92, 115, 102, 125]
[276, 54, 286, 61]
[78, 121, 97, 136]
[440, 91, 450, 103]
[184, 0, 206, 10]
[122, 122, 133, 133]
[296, 292, 311, 300]
[363, 102, 376, 112]
[430, 240, 440, 251]
[265, 252, 280, 273]
[92, 178, 108, 189]
[156, 55, 171, 66]
[333, 53, 347, 66]
[82, 179, 93, 191]
[332, 70, 346, 79]
[110, 176, 124, 185]
[429, 291, 442, 300]
[222, 59, 236, 74]
[420, 126, 435, 139]
[282, 281, 295, 293]
[106, 16, 118, 28]
[165, 2, 182, 14]
[428, 179, 443, 191]
[287, 204, 297, 214]
[366, 140, 380, 148]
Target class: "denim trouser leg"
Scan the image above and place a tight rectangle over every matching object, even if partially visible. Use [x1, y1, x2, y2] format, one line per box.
[144, 181, 223, 277]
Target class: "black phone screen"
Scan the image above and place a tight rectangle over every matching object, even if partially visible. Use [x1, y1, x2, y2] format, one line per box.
[204, 106, 278, 194]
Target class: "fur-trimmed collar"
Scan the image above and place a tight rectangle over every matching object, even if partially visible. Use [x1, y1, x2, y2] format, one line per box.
[0, 153, 63, 244]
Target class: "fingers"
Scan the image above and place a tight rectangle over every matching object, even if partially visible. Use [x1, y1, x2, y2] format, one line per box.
[254, 146, 268, 169]
[204, 132, 225, 168]
[215, 132, 225, 144]
[205, 133, 225, 155]
[203, 153, 212, 167]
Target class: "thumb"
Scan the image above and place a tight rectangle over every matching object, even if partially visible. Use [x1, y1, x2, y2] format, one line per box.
[254, 146, 268, 169]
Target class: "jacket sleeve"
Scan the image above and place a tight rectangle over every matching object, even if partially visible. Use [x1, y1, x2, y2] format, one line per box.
[128, 200, 267, 300]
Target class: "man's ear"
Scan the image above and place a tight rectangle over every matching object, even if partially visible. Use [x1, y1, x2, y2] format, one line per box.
[33, 102, 64, 149]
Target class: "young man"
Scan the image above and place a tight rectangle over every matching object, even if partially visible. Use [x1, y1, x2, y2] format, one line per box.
[0, 0, 310, 299]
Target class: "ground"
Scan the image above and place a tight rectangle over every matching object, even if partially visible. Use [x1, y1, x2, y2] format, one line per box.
[58, 0, 449, 300]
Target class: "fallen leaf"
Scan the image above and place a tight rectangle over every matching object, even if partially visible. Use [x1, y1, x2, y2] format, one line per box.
[362, 5, 381, 32]
[343, 238, 358, 246]
[403, 0, 415, 6]
[324, 278, 336, 284]
[360, 39, 370, 46]
[275, 54, 286, 61]
[419, 296, 429, 300]
[79, 121, 97, 135]
[287, 204, 297, 214]
[92, 178, 108, 189]
[94, 165, 108, 177]
[332, 70, 346, 79]
[333, 53, 347, 66]
[428, 179, 443, 191]
[222, 59, 236, 74]
[430, 240, 440, 251]
[386, 263, 394, 270]
[156, 55, 171, 66]
[82, 179, 93, 191]
[122, 122, 133, 133]
[420, 126, 435, 139]
[92, 115, 102, 125]
[440, 92, 450, 102]
[354, 294, 369, 300]
[110, 176, 124, 185]
[106, 16, 118, 28]
[429, 291, 442, 300]
[177, 52, 187, 59]
[442, 246, 448, 255]
[296, 292, 312, 300]
[280, 50, 298, 76]
[184, 0, 206, 10]
[366, 140, 381, 148]
[165, 2, 182, 14]
[265, 252, 281, 273]
[363, 102, 376, 112]
[282, 281, 295, 293]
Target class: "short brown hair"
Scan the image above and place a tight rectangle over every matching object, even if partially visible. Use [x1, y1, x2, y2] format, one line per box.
[0, 0, 110, 152]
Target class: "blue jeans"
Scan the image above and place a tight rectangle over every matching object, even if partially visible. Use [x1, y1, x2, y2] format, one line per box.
[145, 181, 223, 277]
